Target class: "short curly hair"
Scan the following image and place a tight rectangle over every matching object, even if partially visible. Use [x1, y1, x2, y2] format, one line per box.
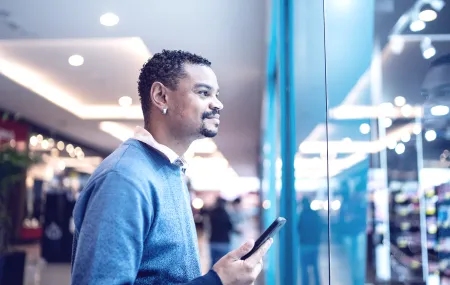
[137, 50, 211, 124]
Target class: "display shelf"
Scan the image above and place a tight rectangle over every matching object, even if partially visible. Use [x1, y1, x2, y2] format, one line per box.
[389, 181, 424, 282]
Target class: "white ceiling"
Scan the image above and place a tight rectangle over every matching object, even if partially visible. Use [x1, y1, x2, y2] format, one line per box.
[0, 0, 268, 177]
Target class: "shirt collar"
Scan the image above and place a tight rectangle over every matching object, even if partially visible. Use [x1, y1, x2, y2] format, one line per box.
[133, 126, 187, 171]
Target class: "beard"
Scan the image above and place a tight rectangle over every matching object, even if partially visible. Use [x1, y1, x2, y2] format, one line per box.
[199, 110, 220, 137]
[199, 121, 218, 137]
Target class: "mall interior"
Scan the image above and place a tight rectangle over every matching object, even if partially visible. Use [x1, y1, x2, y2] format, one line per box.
[1, 0, 450, 284]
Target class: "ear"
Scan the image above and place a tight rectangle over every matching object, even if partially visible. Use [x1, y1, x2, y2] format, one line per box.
[150, 81, 168, 112]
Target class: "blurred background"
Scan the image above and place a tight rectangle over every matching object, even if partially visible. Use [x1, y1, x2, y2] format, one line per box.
[1, 0, 450, 284]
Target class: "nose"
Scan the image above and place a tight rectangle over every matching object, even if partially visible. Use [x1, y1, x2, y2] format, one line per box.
[210, 96, 224, 111]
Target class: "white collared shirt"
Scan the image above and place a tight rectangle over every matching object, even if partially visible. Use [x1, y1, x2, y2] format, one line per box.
[133, 126, 187, 170]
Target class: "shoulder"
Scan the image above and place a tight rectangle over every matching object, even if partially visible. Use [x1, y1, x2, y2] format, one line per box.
[92, 139, 165, 183]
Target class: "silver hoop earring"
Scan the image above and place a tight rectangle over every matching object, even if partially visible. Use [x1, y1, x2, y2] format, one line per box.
[162, 108, 168, 115]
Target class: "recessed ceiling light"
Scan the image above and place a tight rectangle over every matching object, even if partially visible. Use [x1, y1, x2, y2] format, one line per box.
[100, 13, 119, 26]
[413, 125, 422, 135]
[431, 105, 449, 116]
[419, 9, 438, 22]
[410, 20, 426, 32]
[68, 55, 84, 67]
[118, 96, 132, 107]
[395, 143, 405, 155]
[383, 118, 393, 128]
[359, 123, 371, 134]
[425, 130, 437, 142]
[394, 96, 406, 107]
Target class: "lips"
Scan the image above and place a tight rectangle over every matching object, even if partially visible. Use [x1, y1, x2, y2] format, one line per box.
[206, 116, 220, 123]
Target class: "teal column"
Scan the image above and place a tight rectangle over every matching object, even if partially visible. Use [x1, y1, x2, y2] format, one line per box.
[262, 0, 278, 283]
[279, 0, 298, 284]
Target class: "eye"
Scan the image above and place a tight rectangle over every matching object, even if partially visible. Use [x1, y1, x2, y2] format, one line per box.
[199, 90, 209, 96]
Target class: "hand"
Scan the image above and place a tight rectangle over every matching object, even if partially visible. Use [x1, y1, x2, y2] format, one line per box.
[212, 238, 273, 285]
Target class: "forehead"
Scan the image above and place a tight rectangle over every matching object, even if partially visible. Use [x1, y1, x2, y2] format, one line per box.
[422, 64, 450, 90]
[182, 64, 219, 89]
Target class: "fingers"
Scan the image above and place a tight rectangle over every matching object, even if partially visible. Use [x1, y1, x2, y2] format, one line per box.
[251, 259, 264, 281]
[228, 239, 255, 260]
[245, 238, 273, 266]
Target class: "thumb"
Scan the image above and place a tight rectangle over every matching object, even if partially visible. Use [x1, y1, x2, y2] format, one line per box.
[229, 239, 255, 260]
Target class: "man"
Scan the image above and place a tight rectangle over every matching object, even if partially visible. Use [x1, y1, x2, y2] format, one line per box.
[422, 53, 450, 133]
[71, 50, 272, 284]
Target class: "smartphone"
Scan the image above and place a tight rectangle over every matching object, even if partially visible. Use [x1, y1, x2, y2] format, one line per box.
[241, 217, 286, 260]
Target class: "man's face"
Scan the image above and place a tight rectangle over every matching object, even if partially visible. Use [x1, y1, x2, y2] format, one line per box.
[167, 63, 223, 139]
[422, 64, 450, 130]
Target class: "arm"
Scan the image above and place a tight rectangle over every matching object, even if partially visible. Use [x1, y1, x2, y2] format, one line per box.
[71, 171, 151, 284]
[182, 270, 223, 285]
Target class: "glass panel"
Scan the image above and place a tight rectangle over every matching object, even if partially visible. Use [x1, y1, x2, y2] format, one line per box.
[293, 1, 330, 284]
[323, 1, 376, 285]
[324, 1, 450, 285]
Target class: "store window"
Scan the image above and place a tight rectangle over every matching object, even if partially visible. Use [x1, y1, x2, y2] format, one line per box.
[323, 0, 450, 284]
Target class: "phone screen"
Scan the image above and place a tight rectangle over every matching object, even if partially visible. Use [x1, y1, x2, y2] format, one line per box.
[241, 217, 286, 260]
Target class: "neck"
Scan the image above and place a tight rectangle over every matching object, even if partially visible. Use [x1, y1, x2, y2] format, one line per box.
[146, 119, 192, 157]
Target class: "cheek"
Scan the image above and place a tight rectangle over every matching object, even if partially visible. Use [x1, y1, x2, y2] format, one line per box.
[173, 101, 202, 123]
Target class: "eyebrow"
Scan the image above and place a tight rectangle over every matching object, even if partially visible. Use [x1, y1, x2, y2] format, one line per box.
[194, 83, 219, 93]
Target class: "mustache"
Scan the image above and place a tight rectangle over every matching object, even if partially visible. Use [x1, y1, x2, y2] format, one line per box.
[202, 110, 220, 119]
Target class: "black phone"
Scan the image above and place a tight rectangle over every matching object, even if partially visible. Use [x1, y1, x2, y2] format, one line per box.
[241, 217, 286, 260]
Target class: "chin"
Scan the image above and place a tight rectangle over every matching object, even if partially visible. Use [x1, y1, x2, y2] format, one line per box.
[200, 127, 218, 138]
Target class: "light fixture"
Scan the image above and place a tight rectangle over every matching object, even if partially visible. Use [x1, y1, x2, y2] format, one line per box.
[390, 36, 405, 54]
[331, 200, 341, 211]
[425, 130, 437, 141]
[99, 121, 134, 141]
[100, 13, 119, 26]
[394, 96, 406, 107]
[41, 140, 49, 149]
[74, 146, 83, 155]
[68, 55, 84, 67]
[66, 144, 74, 153]
[342, 137, 352, 143]
[191, 198, 204, 210]
[410, 20, 426, 32]
[419, 4, 438, 22]
[118, 96, 133, 107]
[395, 143, 406, 154]
[387, 140, 397, 150]
[359, 123, 371, 134]
[401, 133, 411, 143]
[77, 152, 85, 160]
[413, 124, 422, 135]
[421, 37, 436, 59]
[310, 200, 322, 211]
[430, 0, 446, 12]
[57, 141, 65, 151]
[383, 118, 393, 128]
[401, 104, 413, 117]
[262, 200, 271, 210]
[30, 136, 38, 146]
[431, 105, 449, 116]
[37, 134, 43, 142]
[380, 102, 394, 110]
[48, 138, 55, 148]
